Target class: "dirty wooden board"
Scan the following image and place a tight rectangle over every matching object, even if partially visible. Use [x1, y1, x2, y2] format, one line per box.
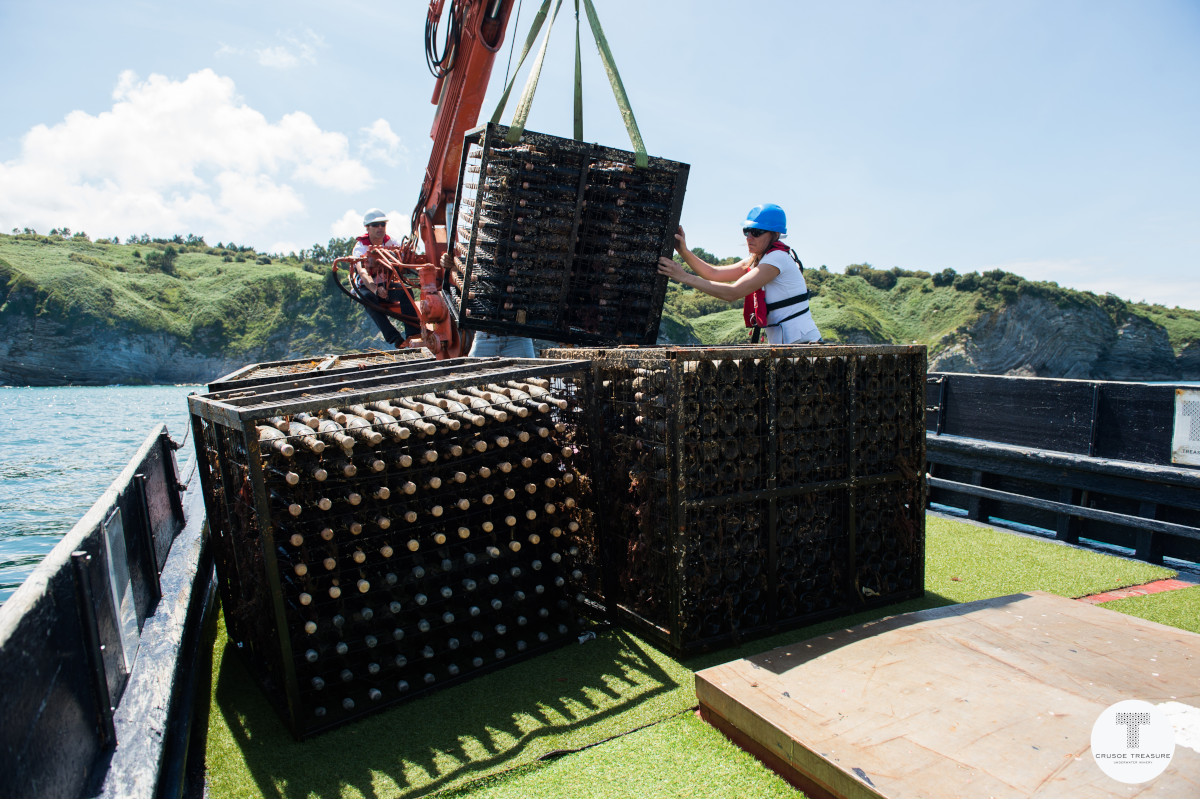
[695, 591, 1200, 798]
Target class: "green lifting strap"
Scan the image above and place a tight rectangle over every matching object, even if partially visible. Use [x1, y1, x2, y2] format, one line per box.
[489, 0, 557, 136]
[492, 0, 649, 166]
[581, 0, 648, 167]
[573, 0, 583, 141]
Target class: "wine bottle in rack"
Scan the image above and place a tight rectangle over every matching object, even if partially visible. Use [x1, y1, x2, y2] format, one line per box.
[395, 398, 459, 432]
[357, 453, 387, 473]
[435, 395, 486, 427]
[466, 387, 527, 419]
[287, 421, 327, 454]
[295, 412, 356, 453]
[371, 401, 437, 436]
[326, 409, 384, 445]
[269, 466, 301, 486]
[359, 404, 417, 441]
[444, 389, 508, 422]
[269, 490, 303, 518]
[497, 384, 549, 414]
[257, 426, 295, 458]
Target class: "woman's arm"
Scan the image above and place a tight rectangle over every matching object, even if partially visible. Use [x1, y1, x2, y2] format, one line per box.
[672, 226, 748, 282]
[657, 256, 779, 302]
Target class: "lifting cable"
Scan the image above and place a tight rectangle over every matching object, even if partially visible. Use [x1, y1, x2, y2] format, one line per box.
[501, 0, 524, 90]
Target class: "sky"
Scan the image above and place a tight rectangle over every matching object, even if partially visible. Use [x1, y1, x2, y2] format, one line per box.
[1, 0, 1198, 308]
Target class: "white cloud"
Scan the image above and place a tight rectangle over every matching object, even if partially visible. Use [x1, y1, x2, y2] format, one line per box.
[216, 29, 325, 70]
[256, 46, 300, 69]
[358, 119, 408, 168]
[332, 209, 365, 238]
[0, 69, 371, 244]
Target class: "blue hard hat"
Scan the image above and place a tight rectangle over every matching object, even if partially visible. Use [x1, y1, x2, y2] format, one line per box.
[743, 203, 787, 234]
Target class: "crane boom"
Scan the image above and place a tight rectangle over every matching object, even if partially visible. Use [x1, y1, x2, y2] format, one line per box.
[416, 0, 514, 261]
[334, 1, 515, 359]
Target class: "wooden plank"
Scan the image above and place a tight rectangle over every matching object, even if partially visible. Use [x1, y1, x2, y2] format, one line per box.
[696, 592, 1200, 799]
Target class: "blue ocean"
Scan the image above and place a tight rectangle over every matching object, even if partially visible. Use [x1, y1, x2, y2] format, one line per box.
[0, 385, 202, 605]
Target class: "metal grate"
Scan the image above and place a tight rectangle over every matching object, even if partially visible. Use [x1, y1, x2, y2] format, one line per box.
[209, 349, 434, 392]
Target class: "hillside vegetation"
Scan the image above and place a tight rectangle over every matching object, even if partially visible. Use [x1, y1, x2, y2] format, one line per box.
[666, 260, 1199, 351]
[0, 232, 367, 358]
[1, 232, 1197, 383]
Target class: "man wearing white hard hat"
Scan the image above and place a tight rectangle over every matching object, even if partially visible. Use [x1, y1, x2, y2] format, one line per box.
[351, 208, 421, 346]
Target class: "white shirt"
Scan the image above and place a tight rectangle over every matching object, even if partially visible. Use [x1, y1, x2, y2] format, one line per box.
[759, 249, 821, 344]
[351, 235, 396, 257]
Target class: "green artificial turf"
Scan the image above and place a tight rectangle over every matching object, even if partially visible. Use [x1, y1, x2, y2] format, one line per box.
[1098, 584, 1200, 634]
[202, 515, 1184, 798]
[448, 712, 798, 799]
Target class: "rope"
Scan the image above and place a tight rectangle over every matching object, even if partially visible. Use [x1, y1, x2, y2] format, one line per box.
[505, 0, 564, 143]
[573, 0, 583, 141]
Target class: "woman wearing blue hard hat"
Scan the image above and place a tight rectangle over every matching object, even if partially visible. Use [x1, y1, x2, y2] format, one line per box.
[657, 204, 821, 344]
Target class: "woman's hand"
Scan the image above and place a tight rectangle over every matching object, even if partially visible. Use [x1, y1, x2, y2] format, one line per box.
[657, 255, 686, 281]
[673, 225, 688, 255]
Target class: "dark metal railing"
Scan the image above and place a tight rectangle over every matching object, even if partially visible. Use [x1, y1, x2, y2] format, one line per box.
[925, 373, 1200, 564]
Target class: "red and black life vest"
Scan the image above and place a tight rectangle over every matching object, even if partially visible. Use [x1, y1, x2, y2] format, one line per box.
[743, 241, 810, 342]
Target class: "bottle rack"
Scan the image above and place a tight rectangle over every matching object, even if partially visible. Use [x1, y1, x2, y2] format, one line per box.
[544, 344, 928, 656]
[209, 349, 435, 392]
[448, 122, 689, 346]
[189, 356, 597, 738]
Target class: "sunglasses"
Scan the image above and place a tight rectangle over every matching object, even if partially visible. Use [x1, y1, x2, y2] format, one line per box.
[743, 227, 769, 238]
[367, 222, 386, 228]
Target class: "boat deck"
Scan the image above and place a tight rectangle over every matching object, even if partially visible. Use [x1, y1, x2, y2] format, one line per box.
[696, 591, 1200, 798]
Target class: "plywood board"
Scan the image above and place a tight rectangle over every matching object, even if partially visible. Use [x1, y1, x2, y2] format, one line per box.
[696, 592, 1200, 798]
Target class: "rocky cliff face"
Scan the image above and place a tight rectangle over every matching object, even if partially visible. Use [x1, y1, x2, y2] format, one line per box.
[930, 293, 1190, 379]
[0, 289, 387, 386]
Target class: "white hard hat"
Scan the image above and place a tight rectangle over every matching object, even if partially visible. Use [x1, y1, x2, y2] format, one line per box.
[363, 208, 388, 226]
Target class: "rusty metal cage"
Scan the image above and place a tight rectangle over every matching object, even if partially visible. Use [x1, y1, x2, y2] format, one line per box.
[189, 356, 598, 738]
[544, 344, 927, 656]
[448, 123, 688, 346]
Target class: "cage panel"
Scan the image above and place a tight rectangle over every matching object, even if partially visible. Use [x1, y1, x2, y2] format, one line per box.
[191, 356, 596, 738]
[449, 123, 688, 346]
[546, 344, 926, 655]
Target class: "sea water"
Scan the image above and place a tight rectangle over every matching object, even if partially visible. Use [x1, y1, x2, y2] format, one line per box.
[2, 378, 1196, 607]
[0, 385, 203, 605]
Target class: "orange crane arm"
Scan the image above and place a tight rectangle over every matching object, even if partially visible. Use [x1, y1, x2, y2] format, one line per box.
[342, 2, 513, 359]
[406, 0, 514, 270]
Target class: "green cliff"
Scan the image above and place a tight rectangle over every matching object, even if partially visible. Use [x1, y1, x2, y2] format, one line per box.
[2, 234, 1197, 385]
